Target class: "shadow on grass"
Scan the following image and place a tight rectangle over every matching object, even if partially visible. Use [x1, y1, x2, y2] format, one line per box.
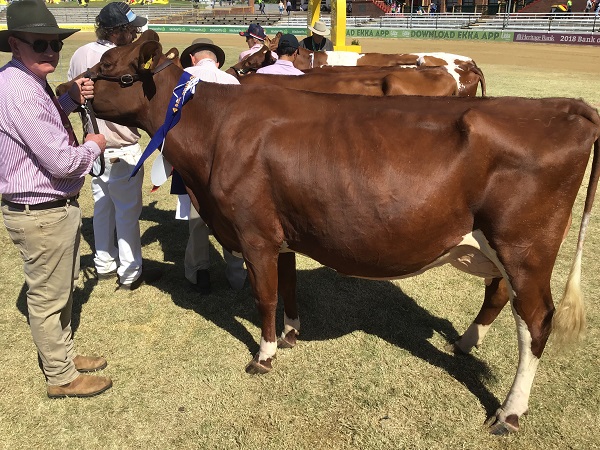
[135, 201, 502, 418]
[13, 200, 500, 416]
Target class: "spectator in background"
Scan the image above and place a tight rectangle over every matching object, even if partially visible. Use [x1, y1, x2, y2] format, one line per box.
[584, 0, 593, 11]
[256, 33, 304, 75]
[286, 0, 292, 15]
[178, 38, 247, 294]
[299, 20, 333, 52]
[239, 23, 277, 61]
[567, 0, 572, 11]
[69, 2, 162, 291]
[279, 0, 284, 15]
[257, 0, 266, 14]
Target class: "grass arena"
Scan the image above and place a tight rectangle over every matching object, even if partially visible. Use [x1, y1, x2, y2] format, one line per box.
[1, 32, 599, 449]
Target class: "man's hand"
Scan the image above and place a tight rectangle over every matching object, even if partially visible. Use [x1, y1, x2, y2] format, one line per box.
[85, 133, 106, 153]
[69, 78, 94, 105]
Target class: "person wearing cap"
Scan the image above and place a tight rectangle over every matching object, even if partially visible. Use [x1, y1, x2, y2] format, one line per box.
[0, 0, 111, 398]
[256, 34, 304, 75]
[299, 20, 334, 52]
[178, 38, 247, 294]
[239, 23, 278, 62]
[68, 2, 162, 291]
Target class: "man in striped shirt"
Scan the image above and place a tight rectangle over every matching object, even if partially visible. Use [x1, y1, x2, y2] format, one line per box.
[0, 0, 111, 398]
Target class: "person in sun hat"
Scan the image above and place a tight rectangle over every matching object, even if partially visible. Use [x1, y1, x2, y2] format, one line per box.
[0, 0, 112, 398]
[256, 33, 304, 75]
[176, 37, 248, 295]
[68, 2, 162, 291]
[238, 23, 278, 62]
[299, 20, 334, 52]
[180, 37, 227, 70]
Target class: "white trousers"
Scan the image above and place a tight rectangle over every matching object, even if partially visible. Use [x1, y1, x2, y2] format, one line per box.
[184, 202, 247, 290]
[91, 144, 144, 284]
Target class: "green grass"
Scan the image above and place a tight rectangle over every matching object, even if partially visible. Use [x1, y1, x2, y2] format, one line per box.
[1, 35, 599, 449]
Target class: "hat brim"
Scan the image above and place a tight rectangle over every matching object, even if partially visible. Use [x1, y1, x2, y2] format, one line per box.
[180, 42, 226, 69]
[129, 16, 148, 27]
[239, 31, 266, 40]
[0, 27, 79, 52]
[307, 25, 330, 36]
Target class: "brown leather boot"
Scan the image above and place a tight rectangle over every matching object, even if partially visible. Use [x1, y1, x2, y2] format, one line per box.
[73, 355, 107, 372]
[47, 374, 112, 399]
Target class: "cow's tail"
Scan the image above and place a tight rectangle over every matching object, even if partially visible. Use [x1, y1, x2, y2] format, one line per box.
[552, 137, 600, 346]
[472, 65, 487, 97]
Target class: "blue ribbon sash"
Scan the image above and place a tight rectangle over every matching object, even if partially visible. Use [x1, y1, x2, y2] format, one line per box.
[131, 71, 199, 178]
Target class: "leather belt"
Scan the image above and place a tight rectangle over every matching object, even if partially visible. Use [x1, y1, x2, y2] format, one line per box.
[1, 195, 78, 211]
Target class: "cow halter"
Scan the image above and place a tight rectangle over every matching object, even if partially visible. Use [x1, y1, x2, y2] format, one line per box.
[88, 59, 174, 87]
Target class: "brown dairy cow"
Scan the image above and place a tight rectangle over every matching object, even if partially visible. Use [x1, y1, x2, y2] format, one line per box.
[62, 31, 600, 435]
[238, 65, 458, 96]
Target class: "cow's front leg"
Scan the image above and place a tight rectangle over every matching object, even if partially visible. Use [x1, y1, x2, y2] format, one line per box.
[448, 277, 510, 354]
[277, 252, 299, 349]
[245, 248, 280, 375]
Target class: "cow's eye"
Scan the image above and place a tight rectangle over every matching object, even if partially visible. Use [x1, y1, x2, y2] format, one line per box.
[100, 62, 112, 73]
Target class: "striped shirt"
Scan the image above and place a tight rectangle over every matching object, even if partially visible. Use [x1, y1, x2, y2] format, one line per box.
[0, 59, 101, 204]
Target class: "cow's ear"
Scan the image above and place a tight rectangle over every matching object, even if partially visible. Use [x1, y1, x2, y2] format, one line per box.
[164, 47, 182, 68]
[138, 40, 163, 72]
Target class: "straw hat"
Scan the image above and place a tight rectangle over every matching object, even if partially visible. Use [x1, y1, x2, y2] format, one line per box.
[307, 20, 330, 37]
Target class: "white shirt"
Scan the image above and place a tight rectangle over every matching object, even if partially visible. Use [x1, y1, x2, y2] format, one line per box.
[184, 58, 240, 85]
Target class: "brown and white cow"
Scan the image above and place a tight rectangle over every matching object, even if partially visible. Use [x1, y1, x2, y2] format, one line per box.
[63, 31, 600, 434]
[295, 49, 486, 96]
[238, 66, 459, 97]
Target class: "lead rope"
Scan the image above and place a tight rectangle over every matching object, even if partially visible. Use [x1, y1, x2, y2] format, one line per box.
[81, 69, 104, 177]
[79, 100, 105, 177]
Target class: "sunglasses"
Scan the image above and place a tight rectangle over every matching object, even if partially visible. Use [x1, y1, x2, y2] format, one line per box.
[13, 35, 63, 53]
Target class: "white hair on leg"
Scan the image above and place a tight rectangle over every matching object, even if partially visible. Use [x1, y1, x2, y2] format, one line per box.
[281, 313, 300, 338]
[258, 338, 277, 362]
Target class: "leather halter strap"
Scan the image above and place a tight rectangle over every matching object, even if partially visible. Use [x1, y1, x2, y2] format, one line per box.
[89, 59, 174, 87]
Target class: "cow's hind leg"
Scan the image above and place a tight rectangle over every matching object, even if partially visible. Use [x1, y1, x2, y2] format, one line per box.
[277, 252, 299, 349]
[447, 277, 510, 354]
[244, 247, 280, 375]
[486, 280, 554, 435]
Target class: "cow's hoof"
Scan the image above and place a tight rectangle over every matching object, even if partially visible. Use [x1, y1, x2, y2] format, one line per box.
[277, 330, 297, 349]
[245, 356, 273, 375]
[444, 341, 469, 355]
[485, 412, 519, 435]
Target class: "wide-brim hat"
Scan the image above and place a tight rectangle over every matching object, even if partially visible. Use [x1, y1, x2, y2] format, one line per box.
[180, 38, 226, 69]
[0, 0, 79, 52]
[308, 20, 330, 36]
